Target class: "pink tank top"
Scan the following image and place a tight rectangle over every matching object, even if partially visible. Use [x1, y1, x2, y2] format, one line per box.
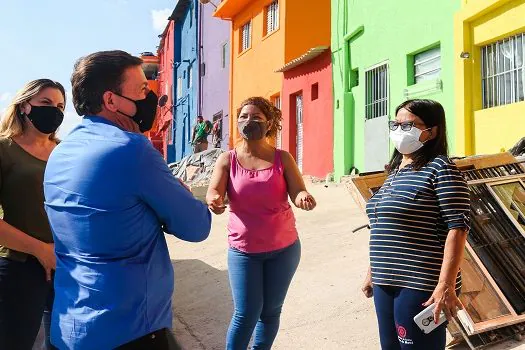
[227, 149, 298, 253]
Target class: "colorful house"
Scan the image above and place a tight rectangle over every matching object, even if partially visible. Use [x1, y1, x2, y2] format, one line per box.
[151, 21, 176, 162]
[277, 48, 333, 178]
[331, 0, 462, 178]
[214, 0, 331, 150]
[455, 0, 525, 156]
[172, 0, 200, 162]
[200, 2, 230, 150]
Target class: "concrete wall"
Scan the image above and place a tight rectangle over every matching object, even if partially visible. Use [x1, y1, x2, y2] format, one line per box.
[281, 50, 334, 178]
[455, 0, 525, 155]
[332, 0, 461, 178]
[201, 3, 230, 150]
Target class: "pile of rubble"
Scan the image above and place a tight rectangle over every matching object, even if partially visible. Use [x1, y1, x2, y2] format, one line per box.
[169, 148, 225, 202]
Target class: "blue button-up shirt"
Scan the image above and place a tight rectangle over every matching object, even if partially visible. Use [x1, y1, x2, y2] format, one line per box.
[44, 116, 211, 349]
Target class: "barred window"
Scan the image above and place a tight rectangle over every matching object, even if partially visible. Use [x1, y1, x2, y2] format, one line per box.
[265, 1, 279, 36]
[482, 33, 525, 109]
[365, 64, 389, 120]
[240, 21, 252, 53]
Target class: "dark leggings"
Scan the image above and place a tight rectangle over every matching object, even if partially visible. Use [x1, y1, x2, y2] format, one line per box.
[0, 256, 54, 350]
[373, 285, 447, 350]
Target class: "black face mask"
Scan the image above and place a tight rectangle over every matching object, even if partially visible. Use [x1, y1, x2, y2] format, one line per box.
[238, 120, 268, 141]
[115, 90, 158, 132]
[24, 105, 64, 135]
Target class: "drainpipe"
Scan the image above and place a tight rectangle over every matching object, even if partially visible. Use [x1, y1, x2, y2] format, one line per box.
[228, 20, 234, 149]
[198, 0, 203, 116]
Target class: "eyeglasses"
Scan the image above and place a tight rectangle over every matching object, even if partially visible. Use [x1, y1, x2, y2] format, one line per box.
[388, 121, 418, 131]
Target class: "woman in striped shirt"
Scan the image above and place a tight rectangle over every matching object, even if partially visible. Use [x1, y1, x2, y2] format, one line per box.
[362, 99, 470, 349]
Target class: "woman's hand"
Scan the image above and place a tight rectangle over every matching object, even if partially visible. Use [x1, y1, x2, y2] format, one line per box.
[34, 242, 56, 282]
[207, 194, 226, 215]
[361, 273, 373, 298]
[294, 191, 316, 211]
[423, 282, 463, 323]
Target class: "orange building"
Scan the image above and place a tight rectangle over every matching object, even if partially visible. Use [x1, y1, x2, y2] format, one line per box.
[214, 0, 331, 148]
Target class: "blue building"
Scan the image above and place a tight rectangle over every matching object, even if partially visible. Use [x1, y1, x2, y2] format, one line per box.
[169, 0, 199, 162]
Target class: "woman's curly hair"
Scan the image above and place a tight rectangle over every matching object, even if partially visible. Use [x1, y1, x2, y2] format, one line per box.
[238, 96, 282, 138]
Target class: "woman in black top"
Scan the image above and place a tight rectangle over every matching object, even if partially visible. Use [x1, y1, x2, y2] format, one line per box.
[362, 99, 470, 350]
[0, 79, 65, 349]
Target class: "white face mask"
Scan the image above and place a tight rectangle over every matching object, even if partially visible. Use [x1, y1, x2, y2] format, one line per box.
[389, 127, 430, 155]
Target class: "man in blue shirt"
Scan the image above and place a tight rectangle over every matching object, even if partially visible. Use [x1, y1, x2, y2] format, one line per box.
[44, 50, 212, 349]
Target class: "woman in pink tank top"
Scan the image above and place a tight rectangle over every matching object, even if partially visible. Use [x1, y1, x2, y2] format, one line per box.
[207, 97, 316, 350]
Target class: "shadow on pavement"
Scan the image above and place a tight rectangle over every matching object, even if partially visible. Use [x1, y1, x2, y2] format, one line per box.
[171, 259, 232, 350]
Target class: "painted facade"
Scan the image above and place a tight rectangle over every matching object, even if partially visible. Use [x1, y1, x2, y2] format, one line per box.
[331, 0, 461, 178]
[214, 0, 331, 148]
[172, 0, 199, 162]
[279, 49, 333, 178]
[201, 2, 230, 150]
[455, 0, 525, 156]
[152, 21, 176, 162]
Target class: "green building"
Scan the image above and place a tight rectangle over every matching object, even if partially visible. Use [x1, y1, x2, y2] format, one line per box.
[331, 0, 461, 178]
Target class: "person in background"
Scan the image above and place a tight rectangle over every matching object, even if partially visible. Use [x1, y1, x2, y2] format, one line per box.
[362, 99, 470, 350]
[206, 96, 316, 350]
[0, 79, 65, 350]
[212, 117, 222, 149]
[192, 115, 212, 153]
[43, 50, 212, 350]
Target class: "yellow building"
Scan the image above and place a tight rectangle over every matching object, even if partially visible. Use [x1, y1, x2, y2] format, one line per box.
[455, 0, 525, 156]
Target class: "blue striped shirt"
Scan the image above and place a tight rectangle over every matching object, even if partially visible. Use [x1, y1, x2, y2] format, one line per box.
[366, 156, 470, 292]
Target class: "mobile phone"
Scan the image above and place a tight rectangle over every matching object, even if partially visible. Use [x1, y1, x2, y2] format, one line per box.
[413, 303, 447, 334]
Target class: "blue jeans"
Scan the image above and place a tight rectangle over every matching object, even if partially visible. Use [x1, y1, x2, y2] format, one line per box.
[373, 285, 447, 350]
[226, 240, 301, 350]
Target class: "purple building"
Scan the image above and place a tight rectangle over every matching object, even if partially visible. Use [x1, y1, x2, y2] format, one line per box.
[199, 2, 230, 150]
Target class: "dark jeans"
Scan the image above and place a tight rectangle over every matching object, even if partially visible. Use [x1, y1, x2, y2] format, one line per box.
[117, 328, 181, 350]
[373, 285, 447, 350]
[226, 240, 301, 350]
[0, 256, 54, 350]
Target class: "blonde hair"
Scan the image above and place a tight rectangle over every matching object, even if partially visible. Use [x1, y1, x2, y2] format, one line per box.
[0, 79, 66, 141]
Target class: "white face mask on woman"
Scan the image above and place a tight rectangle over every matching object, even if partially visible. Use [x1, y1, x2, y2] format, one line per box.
[389, 126, 431, 155]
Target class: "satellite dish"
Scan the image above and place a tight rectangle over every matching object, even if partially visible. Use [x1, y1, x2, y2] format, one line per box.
[158, 95, 169, 107]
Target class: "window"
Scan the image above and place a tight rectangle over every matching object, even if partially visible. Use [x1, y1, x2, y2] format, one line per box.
[265, 1, 279, 36]
[189, 3, 194, 28]
[413, 46, 441, 84]
[188, 65, 193, 89]
[221, 42, 229, 69]
[365, 64, 389, 120]
[482, 32, 525, 109]
[240, 21, 252, 53]
[177, 77, 182, 99]
[311, 83, 319, 101]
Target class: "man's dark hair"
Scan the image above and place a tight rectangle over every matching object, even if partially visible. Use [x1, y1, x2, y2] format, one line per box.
[71, 50, 143, 116]
[387, 99, 449, 172]
[197, 115, 204, 120]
